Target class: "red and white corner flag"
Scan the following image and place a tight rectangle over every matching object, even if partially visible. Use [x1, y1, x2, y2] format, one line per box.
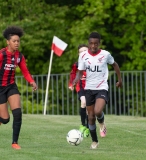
[51, 36, 68, 56]
[44, 36, 68, 115]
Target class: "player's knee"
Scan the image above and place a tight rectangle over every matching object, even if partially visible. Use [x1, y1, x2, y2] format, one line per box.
[12, 108, 22, 122]
[95, 111, 102, 117]
[0, 117, 10, 124]
[80, 97, 86, 108]
[88, 115, 96, 124]
[96, 112, 104, 123]
[94, 107, 102, 117]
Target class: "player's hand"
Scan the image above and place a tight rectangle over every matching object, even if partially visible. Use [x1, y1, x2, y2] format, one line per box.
[30, 82, 38, 91]
[72, 78, 78, 87]
[69, 86, 74, 91]
[116, 79, 122, 88]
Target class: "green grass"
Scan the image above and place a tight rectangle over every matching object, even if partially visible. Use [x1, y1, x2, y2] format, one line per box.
[1, 115, 146, 160]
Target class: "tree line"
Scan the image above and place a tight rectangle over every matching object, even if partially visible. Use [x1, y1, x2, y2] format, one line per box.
[0, 0, 146, 75]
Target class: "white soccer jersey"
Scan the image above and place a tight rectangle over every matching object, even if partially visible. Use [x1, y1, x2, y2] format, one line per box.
[78, 49, 114, 90]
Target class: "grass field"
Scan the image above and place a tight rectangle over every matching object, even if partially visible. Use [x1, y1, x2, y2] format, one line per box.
[1, 114, 146, 160]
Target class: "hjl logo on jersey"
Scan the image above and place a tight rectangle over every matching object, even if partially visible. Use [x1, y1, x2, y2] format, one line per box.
[86, 65, 102, 72]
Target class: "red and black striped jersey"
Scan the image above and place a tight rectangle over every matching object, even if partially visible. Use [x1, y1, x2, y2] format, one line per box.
[0, 47, 35, 86]
[69, 62, 86, 92]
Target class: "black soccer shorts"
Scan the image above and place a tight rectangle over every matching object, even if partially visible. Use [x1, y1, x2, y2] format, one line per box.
[0, 83, 20, 104]
[85, 89, 109, 106]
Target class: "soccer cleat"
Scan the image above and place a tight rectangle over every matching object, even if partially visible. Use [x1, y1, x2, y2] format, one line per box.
[12, 143, 21, 150]
[90, 142, 99, 149]
[99, 123, 107, 138]
[79, 125, 87, 134]
[83, 128, 90, 138]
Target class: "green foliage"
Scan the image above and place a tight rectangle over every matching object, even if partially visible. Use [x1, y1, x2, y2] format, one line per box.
[0, 0, 146, 73]
[108, 0, 146, 70]
[67, 0, 146, 70]
[0, 0, 69, 74]
[44, 0, 84, 6]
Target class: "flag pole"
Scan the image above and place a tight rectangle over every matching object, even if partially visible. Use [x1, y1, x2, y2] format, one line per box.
[43, 50, 54, 115]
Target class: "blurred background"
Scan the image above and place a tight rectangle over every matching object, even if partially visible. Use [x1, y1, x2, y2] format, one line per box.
[1, 0, 146, 74]
[0, 0, 146, 116]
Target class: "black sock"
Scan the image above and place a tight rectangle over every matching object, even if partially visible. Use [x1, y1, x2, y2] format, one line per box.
[90, 128, 98, 142]
[97, 112, 104, 124]
[80, 107, 86, 126]
[12, 108, 22, 144]
[88, 124, 98, 142]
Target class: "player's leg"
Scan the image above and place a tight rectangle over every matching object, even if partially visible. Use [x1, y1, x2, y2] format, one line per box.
[86, 109, 89, 128]
[80, 96, 86, 126]
[79, 95, 89, 137]
[95, 90, 109, 138]
[80, 89, 89, 128]
[7, 85, 22, 149]
[0, 104, 10, 125]
[78, 90, 87, 133]
[87, 105, 99, 149]
[85, 90, 99, 149]
[8, 94, 22, 149]
[0, 94, 10, 125]
[95, 99, 106, 137]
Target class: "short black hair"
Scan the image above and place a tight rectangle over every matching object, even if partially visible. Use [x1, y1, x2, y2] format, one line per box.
[78, 44, 88, 50]
[88, 32, 101, 41]
[3, 26, 24, 40]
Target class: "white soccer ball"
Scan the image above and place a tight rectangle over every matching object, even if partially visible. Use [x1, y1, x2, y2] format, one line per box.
[66, 129, 83, 146]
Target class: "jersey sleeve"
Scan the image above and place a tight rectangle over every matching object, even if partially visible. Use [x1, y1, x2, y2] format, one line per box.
[78, 53, 85, 70]
[18, 55, 35, 83]
[69, 63, 78, 87]
[107, 53, 114, 64]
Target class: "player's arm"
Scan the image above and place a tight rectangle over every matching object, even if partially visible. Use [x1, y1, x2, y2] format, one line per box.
[72, 70, 83, 86]
[111, 61, 122, 88]
[18, 56, 38, 91]
[73, 52, 85, 86]
[69, 63, 78, 90]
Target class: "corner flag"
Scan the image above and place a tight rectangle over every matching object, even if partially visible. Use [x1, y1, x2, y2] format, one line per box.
[44, 36, 68, 115]
[51, 36, 68, 56]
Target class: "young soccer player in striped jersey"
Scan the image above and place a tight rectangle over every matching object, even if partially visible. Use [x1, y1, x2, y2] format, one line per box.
[69, 44, 90, 137]
[0, 26, 38, 149]
[73, 32, 122, 149]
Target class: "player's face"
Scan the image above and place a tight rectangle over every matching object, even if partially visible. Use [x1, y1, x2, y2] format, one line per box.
[88, 38, 100, 54]
[7, 35, 20, 53]
[78, 47, 88, 54]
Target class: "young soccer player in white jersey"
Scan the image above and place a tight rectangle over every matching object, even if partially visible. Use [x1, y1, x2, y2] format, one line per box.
[73, 32, 122, 149]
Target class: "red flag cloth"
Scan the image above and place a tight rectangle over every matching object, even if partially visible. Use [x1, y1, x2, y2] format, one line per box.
[51, 36, 68, 56]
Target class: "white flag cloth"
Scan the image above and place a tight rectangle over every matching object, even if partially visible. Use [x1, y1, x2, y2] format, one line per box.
[51, 36, 68, 56]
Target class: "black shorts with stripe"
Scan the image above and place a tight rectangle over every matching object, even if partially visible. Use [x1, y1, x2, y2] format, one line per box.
[85, 89, 109, 106]
[0, 83, 20, 104]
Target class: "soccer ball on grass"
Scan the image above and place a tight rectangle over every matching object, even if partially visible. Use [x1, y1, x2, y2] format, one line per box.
[66, 129, 83, 146]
